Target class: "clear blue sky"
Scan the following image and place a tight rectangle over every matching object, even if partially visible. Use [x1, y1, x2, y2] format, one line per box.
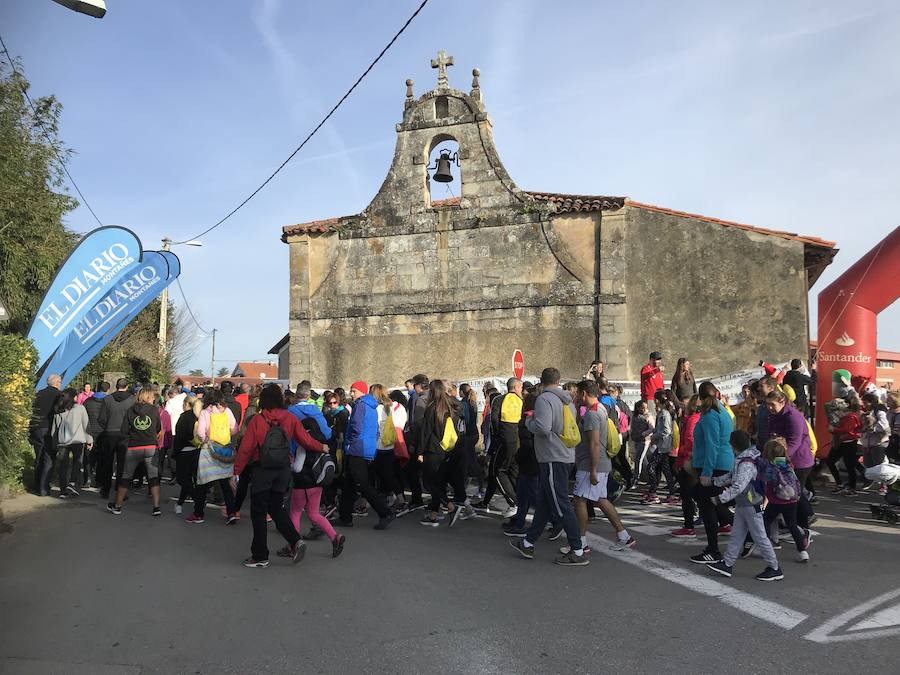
[4, 0, 898, 375]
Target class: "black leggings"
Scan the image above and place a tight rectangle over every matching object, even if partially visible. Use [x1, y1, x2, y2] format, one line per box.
[763, 502, 805, 551]
[694, 469, 733, 555]
[827, 441, 860, 490]
[676, 468, 698, 529]
[194, 478, 235, 518]
[647, 452, 676, 495]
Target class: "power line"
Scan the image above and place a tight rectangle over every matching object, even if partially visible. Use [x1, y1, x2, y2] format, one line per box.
[175, 277, 211, 336]
[0, 32, 104, 227]
[173, 0, 431, 244]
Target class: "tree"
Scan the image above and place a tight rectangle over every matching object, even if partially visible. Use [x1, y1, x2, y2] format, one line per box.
[0, 60, 79, 336]
[217, 367, 230, 378]
[188, 369, 205, 377]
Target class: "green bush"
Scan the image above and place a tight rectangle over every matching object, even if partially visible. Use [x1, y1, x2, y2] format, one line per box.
[0, 334, 37, 492]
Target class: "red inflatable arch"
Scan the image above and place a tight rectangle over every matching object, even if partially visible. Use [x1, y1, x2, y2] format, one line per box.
[815, 225, 900, 453]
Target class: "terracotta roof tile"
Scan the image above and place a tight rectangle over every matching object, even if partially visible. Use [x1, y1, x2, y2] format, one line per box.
[282, 217, 346, 239]
[430, 196, 461, 208]
[232, 362, 278, 380]
[626, 200, 836, 249]
[526, 191, 626, 213]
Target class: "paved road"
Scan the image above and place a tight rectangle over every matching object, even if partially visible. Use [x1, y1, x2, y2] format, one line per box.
[1, 484, 898, 674]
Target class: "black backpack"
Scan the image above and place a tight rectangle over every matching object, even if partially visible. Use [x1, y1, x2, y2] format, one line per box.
[300, 417, 327, 444]
[259, 419, 290, 469]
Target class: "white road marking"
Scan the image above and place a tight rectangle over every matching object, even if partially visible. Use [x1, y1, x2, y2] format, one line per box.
[584, 532, 809, 630]
[805, 589, 900, 643]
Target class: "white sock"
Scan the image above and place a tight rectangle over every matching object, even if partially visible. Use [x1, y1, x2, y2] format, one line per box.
[574, 548, 584, 556]
[618, 529, 630, 542]
[581, 536, 588, 548]
[523, 540, 534, 549]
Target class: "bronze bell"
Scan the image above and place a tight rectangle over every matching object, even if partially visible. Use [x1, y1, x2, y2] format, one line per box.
[431, 149, 457, 183]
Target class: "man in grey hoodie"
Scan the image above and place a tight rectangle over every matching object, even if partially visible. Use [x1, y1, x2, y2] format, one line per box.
[509, 368, 588, 566]
[96, 378, 134, 499]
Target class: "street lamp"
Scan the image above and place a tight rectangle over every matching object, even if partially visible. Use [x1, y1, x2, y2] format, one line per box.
[51, 0, 107, 18]
[159, 237, 202, 355]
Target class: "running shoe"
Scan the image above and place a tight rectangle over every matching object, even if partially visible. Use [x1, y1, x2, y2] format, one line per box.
[610, 536, 636, 551]
[242, 558, 269, 568]
[509, 537, 534, 559]
[795, 550, 810, 563]
[502, 525, 527, 538]
[548, 524, 565, 541]
[394, 503, 411, 517]
[666, 495, 681, 506]
[331, 534, 346, 558]
[718, 524, 733, 535]
[58, 492, 69, 500]
[555, 550, 590, 566]
[225, 514, 238, 525]
[641, 494, 660, 505]
[151, 507, 161, 517]
[841, 489, 858, 497]
[106, 503, 122, 515]
[771, 540, 782, 550]
[503, 505, 518, 519]
[276, 546, 292, 557]
[448, 505, 463, 528]
[458, 504, 476, 521]
[670, 528, 695, 538]
[290, 541, 306, 564]
[185, 514, 205, 524]
[420, 514, 440, 527]
[879, 484, 888, 496]
[693, 517, 704, 528]
[801, 529, 811, 551]
[740, 542, 755, 559]
[690, 551, 722, 564]
[322, 504, 337, 520]
[755, 566, 784, 582]
[706, 560, 733, 578]
[559, 544, 592, 555]
[353, 506, 369, 516]
[65, 484, 79, 497]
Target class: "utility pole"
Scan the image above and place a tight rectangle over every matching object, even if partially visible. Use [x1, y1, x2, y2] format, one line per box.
[158, 238, 170, 357]
[210, 328, 217, 387]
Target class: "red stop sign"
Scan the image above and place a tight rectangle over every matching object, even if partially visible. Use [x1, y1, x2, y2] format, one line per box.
[512, 349, 525, 379]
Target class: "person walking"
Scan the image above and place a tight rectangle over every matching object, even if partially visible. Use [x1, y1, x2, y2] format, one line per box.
[233, 384, 326, 568]
[191, 389, 239, 524]
[458, 383, 484, 500]
[643, 389, 677, 504]
[96, 378, 134, 500]
[671, 358, 697, 407]
[172, 395, 199, 515]
[509, 368, 587, 566]
[337, 381, 394, 530]
[671, 395, 701, 537]
[106, 388, 162, 516]
[764, 389, 815, 528]
[477, 378, 522, 516]
[31, 374, 62, 496]
[51, 388, 90, 498]
[83, 381, 109, 487]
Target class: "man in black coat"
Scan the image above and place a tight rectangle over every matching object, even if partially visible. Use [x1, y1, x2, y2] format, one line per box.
[31, 374, 62, 496]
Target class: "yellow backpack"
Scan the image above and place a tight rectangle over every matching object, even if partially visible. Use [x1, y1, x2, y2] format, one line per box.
[606, 418, 622, 457]
[381, 410, 397, 447]
[440, 416, 458, 451]
[209, 411, 231, 447]
[673, 419, 680, 451]
[561, 404, 581, 448]
[807, 419, 819, 456]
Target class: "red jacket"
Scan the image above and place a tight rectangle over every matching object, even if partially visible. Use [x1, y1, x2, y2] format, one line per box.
[675, 412, 700, 470]
[833, 412, 862, 443]
[640, 364, 664, 401]
[234, 408, 322, 476]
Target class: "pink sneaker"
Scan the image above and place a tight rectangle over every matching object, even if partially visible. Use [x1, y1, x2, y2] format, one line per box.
[641, 494, 660, 505]
[667, 496, 681, 506]
[718, 524, 733, 535]
[185, 514, 205, 524]
[671, 527, 695, 538]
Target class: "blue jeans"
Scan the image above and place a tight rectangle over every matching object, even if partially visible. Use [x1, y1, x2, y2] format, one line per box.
[513, 473, 540, 529]
[526, 461, 581, 551]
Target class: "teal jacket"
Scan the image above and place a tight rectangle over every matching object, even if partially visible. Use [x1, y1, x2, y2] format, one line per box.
[692, 406, 734, 477]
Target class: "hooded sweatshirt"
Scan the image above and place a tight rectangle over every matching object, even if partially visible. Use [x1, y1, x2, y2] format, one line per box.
[525, 386, 576, 464]
[714, 447, 763, 507]
[767, 404, 814, 470]
[99, 390, 135, 435]
[83, 391, 107, 438]
[692, 404, 734, 477]
[121, 402, 161, 448]
[344, 394, 379, 460]
[860, 406, 890, 449]
[53, 405, 90, 446]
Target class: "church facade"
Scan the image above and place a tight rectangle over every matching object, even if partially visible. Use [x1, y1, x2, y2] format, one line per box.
[280, 53, 836, 386]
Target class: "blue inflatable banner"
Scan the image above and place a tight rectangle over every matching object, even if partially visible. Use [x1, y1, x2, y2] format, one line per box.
[37, 250, 179, 388]
[28, 226, 143, 371]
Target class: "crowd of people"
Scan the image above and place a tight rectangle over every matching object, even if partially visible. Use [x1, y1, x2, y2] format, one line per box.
[28, 351, 900, 575]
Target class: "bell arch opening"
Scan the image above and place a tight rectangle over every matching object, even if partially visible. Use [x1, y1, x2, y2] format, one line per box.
[425, 134, 460, 206]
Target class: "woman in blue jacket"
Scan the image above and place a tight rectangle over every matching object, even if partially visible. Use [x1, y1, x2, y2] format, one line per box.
[690, 382, 735, 565]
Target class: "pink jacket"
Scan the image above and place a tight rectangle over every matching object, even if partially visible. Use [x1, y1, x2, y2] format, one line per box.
[196, 405, 238, 443]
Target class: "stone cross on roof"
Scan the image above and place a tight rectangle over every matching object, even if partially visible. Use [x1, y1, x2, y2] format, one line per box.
[431, 50, 454, 88]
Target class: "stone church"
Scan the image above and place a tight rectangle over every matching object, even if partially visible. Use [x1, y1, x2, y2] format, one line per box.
[275, 52, 836, 386]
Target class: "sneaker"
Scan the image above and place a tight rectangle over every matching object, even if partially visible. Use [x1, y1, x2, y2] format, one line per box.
[548, 524, 565, 541]
[740, 542, 755, 559]
[185, 514, 205, 524]
[879, 484, 889, 496]
[331, 533, 346, 558]
[353, 506, 369, 517]
[670, 527, 695, 538]
[559, 544, 592, 555]
[394, 503, 411, 517]
[666, 495, 681, 506]
[58, 492, 69, 500]
[841, 489, 858, 497]
[276, 546, 292, 557]
[458, 504, 476, 521]
[174, 503, 183, 515]
[226, 514, 238, 526]
[693, 517, 704, 528]
[65, 484, 79, 497]
[509, 537, 534, 559]
[772, 540, 782, 550]
[641, 494, 660, 505]
[755, 566, 784, 582]
[707, 560, 734, 577]
[718, 524, 733, 535]
[503, 505, 518, 519]
[448, 505, 464, 528]
[801, 529, 811, 551]
[420, 513, 440, 527]
[795, 550, 810, 563]
[151, 507, 161, 517]
[690, 551, 722, 564]
[374, 512, 395, 530]
[502, 525, 527, 538]
[610, 536, 636, 551]
[290, 541, 306, 564]
[322, 504, 337, 519]
[106, 503, 121, 515]
[242, 557, 270, 568]
[555, 550, 590, 566]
